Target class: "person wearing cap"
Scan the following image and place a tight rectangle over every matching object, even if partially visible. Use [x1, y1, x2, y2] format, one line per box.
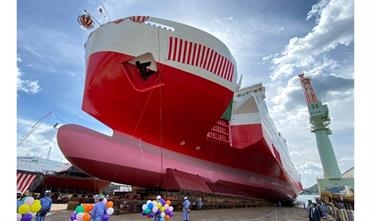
[35, 190, 52, 221]
[182, 196, 191, 221]
[91, 194, 106, 221]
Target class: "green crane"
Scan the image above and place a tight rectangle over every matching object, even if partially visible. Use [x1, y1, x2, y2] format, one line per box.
[298, 74, 341, 178]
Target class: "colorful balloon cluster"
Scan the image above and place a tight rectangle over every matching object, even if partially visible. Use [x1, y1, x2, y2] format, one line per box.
[141, 196, 174, 221]
[16, 196, 41, 221]
[69, 197, 114, 221]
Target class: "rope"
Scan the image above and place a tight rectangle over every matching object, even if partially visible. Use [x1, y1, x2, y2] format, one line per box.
[157, 27, 164, 175]
[132, 87, 155, 136]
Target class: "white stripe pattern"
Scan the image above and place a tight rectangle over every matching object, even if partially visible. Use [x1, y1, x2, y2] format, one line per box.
[17, 172, 37, 194]
[129, 16, 149, 23]
[168, 36, 234, 82]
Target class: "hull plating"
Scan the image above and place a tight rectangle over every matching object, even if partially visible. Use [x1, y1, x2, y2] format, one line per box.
[58, 124, 298, 201]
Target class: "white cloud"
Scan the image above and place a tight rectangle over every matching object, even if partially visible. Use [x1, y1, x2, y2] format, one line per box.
[306, 0, 330, 22]
[17, 67, 41, 95]
[17, 118, 67, 162]
[270, 0, 353, 80]
[299, 161, 322, 175]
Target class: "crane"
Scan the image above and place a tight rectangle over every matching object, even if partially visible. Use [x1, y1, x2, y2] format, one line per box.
[17, 110, 53, 146]
[298, 73, 341, 178]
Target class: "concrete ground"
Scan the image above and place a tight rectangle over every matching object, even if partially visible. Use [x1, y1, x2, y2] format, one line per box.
[46, 204, 334, 221]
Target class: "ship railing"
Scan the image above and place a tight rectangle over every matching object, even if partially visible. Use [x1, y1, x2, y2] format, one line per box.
[206, 119, 231, 144]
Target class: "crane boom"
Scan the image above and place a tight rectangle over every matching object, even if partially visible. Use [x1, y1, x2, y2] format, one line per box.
[298, 73, 318, 105]
[17, 111, 53, 146]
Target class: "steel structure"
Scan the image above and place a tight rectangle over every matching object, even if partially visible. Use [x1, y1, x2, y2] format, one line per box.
[298, 73, 341, 178]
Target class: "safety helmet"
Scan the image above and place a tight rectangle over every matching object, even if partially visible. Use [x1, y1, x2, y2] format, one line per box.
[44, 190, 51, 196]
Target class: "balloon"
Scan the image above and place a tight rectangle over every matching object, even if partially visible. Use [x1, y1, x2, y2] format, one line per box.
[166, 200, 171, 205]
[30, 202, 41, 213]
[164, 204, 169, 210]
[82, 204, 88, 212]
[152, 205, 158, 213]
[165, 214, 170, 221]
[88, 203, 93, 212]
[76, 212, 84, 221]
[103, 198, 108, 204]
[18, 204, 30, 215]
[33, 199, 41, 205]
[102, 214, 110, 221]
[168, 206, 174, 212]
[17, 200, 23, 210]
[75, 205, 84, 213]
[106, 201, 114, 208]
[24, 197, 34, 206]
[21, 213, 33, 221]
[70, 212, 77, 221]
[142, 204, 147, 211]
[17, 213, 22, 221]
[147, 202, 153, 209]
[106, 207, 114, 215]
[82, 212, 91, 221]
[144, 207, 151, 214]
[160, 211, 165, 217]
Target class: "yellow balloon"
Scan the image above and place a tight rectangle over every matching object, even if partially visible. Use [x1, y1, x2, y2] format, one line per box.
[30, 202, 41, 213]
[160, 206, 165, 212]
[18, 203, 30, 215]
[33, 199, 41, 205]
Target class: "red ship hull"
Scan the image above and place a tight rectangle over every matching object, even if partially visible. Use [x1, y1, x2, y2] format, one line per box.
[82, 51, 233, 150]
[57, 16, 302, 202]
[58, 124, 300, 202]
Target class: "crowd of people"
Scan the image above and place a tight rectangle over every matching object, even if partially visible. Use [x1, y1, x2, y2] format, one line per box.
[306, 197, 354, 221]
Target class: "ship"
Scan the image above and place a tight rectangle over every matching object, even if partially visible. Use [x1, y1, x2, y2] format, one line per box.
[57, 15, 303, 203]
[17, 154, 110, 195]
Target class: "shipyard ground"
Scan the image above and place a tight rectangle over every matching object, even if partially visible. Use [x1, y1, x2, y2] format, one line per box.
[46, 204, 335, 221]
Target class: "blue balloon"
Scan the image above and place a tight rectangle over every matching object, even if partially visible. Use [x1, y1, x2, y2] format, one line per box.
[70, 211, 77, 221]
[147, 202, 153, 209]
[21, 213, 32, 221]
[17, 200, 23, 210]
[102, 214, 110, 221]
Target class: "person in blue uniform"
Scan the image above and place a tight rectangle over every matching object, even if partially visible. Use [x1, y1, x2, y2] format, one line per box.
[182, 196, 191, 221]
[153, 195, 162, 221]
[35, 190, 52, 221]
[90, 194, 106, 221]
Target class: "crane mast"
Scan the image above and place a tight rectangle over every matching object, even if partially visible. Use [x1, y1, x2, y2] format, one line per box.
[17, 110, 53, 146]
[298, 73, 341, 178]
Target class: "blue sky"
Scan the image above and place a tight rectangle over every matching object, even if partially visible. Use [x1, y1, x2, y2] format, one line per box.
[13, 0, 357, 190]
